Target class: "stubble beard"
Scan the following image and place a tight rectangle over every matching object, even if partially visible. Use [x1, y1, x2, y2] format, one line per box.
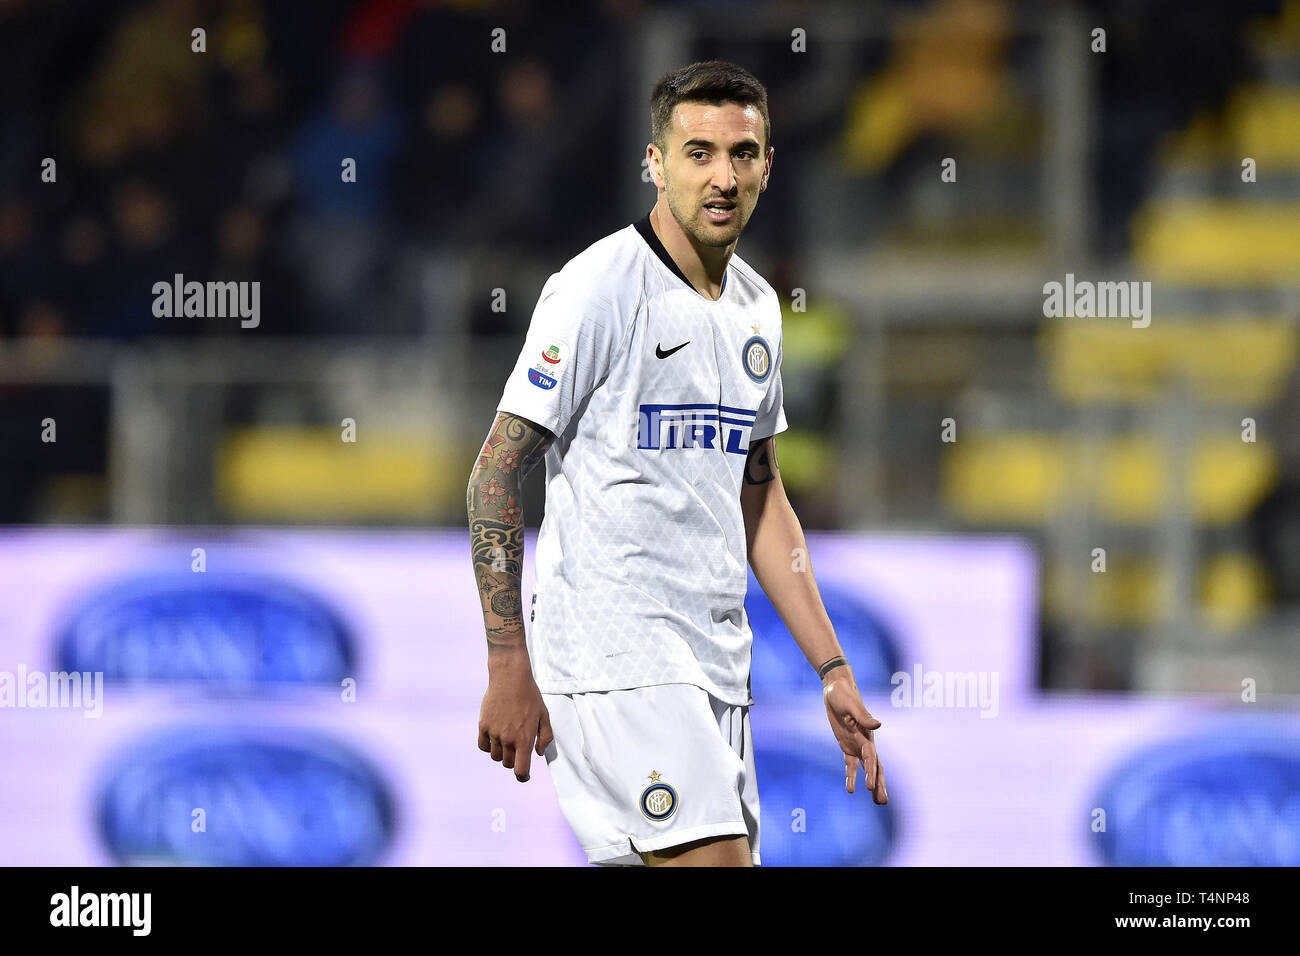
[667, 188, 746, 248]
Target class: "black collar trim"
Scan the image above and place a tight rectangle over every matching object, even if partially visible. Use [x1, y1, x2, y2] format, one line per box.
[633, 211, 726, 296]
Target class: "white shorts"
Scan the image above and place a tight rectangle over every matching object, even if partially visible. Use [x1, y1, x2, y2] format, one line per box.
[541, 682, 761, 866]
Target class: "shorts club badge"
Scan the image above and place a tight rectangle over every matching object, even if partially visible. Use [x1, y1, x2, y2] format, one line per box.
[639, 770, 679, 822]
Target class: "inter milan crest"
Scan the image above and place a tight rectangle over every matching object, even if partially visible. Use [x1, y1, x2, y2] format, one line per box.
[742, 335, 772, 383]
[640, 770, 678, 822]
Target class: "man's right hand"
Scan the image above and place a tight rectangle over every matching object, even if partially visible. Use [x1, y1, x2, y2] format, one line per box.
[477, 649, 554, 782]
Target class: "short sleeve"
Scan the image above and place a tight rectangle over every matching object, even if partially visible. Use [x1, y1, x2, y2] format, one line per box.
[749, 341, 788, 442]
[495, 276, 619, 437]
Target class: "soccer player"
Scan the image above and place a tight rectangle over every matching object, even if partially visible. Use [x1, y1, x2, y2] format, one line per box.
[467, 60, 886, 867]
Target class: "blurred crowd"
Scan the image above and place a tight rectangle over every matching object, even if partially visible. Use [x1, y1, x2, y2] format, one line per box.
[0, 0, 648, 340]
[0, 0, 1286, 340]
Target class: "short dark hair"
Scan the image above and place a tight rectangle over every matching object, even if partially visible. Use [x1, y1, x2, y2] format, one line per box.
[650, 60, 770, 155]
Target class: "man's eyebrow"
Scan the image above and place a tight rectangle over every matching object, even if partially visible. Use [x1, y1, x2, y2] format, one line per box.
[680, 137, 762, 152]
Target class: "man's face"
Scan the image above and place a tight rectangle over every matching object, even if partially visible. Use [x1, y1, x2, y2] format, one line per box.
[653, 101, 773, 248]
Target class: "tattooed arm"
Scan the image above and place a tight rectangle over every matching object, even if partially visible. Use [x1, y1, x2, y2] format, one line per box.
[468, 411, 556, 782]
[468, 411, 555, 652]
[739, 436, 887, 803]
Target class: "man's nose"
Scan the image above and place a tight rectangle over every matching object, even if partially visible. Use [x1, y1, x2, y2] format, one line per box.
[710, 157, 737, 193]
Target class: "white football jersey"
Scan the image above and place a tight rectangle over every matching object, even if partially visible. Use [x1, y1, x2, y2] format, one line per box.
[495, 212, 787, 706]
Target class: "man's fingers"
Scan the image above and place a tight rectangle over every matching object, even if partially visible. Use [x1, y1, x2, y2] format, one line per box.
[483, 706, 552, 782]
[873, 757, 888, 805]
[842, 717, 876, 787]
[842, 711, 882, 761]
[846, 709, 882, 732]
[535, 707, 554, 756]
[860, 737, 878, 790]
[845, 753, 858, 794]
[513, 738, 534, 781]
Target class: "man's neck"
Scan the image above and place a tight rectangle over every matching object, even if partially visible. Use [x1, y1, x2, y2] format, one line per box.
[649, 203, 733, 301]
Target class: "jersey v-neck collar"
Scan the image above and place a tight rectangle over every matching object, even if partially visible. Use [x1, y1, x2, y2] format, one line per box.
[634, 211, 728, 300]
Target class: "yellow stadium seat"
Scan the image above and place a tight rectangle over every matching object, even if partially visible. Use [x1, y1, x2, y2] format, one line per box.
[1199, 550, 1271, 631]
[1041, 551, 1269, 629]
[216, 426, 462, 519]
[944, 432, 1277, 524]
[1133, 202, 1300, 283]
[1161, 86, 1300, 168]
[1040, 317, 1298, 404]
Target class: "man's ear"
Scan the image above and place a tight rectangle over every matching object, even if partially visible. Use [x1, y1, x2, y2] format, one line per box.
[647, 144, 664, 188]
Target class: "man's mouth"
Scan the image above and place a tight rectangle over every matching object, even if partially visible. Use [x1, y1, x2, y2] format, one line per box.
[703, 201, 736, 222]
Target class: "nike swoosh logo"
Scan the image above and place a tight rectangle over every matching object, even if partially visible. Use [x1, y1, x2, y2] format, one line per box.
[655, 341, 690, 359]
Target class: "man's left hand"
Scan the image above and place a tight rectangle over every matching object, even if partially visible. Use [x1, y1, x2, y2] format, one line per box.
[823, 666, 888, 803]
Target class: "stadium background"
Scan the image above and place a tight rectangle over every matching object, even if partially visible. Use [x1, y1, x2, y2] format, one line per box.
[1, 0, 1299, 865]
